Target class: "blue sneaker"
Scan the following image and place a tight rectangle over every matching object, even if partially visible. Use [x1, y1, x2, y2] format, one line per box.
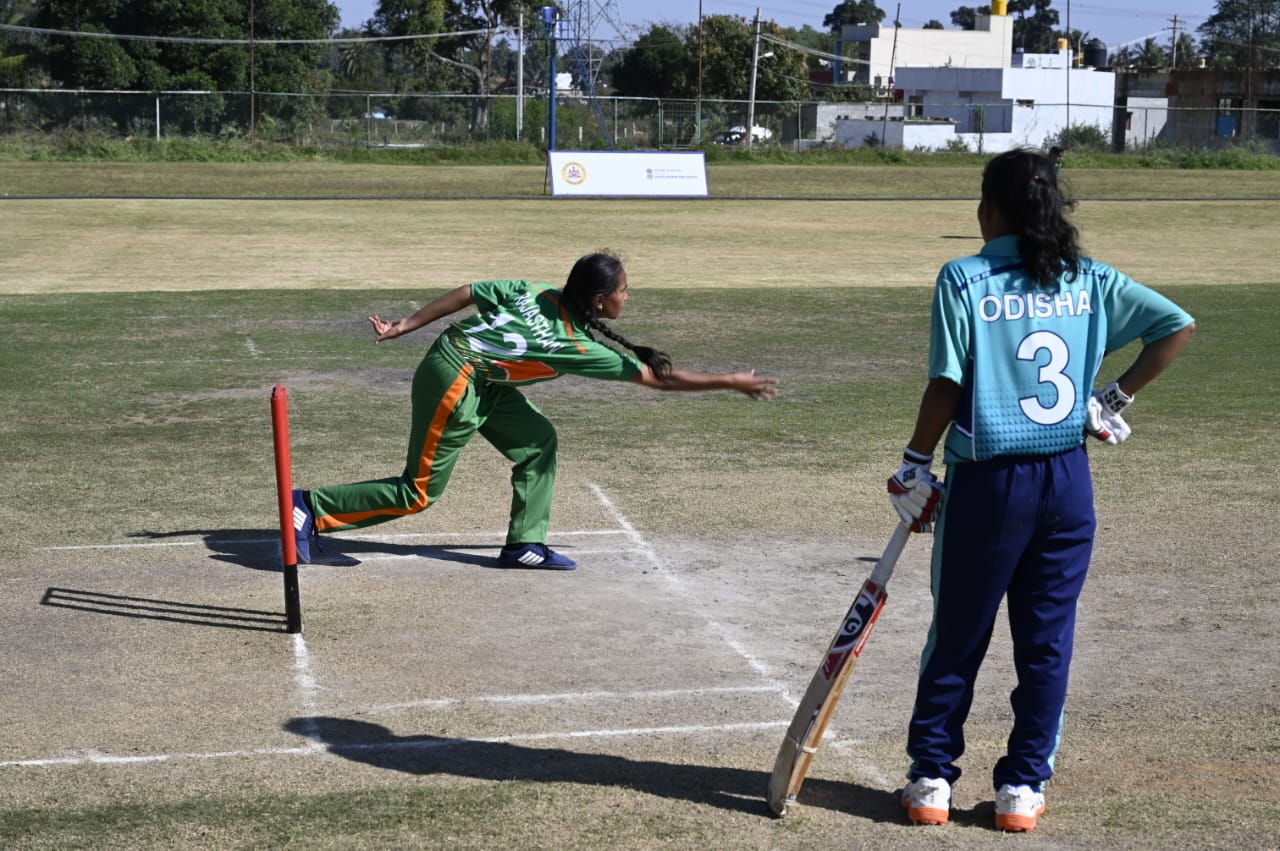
[291, 489, 320, 565]
[497, 543, 576, 570]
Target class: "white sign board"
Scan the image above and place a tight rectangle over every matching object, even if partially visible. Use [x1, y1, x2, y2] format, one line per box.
[547, 151, 708, 197]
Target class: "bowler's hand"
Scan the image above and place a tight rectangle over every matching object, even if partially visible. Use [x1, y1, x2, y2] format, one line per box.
[738, 370, 780, 400]
[368, 315, 408, 343]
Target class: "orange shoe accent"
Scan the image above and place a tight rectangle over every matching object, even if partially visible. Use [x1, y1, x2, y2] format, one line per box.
[900, 792, 949, 825]
[995, 804, 1044, 832]
[907, 805, 949, 825]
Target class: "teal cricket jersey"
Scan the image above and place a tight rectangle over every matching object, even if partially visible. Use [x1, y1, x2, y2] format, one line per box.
[445, 279, 643, 385]
[930, 235, 1194, 463]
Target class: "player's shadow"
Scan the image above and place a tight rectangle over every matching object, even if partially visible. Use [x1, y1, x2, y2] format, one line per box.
[284, 716, 902, 820]
[127, 529, 502, 571]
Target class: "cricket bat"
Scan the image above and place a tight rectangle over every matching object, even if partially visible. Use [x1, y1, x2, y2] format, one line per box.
[766, 521, 912, 817]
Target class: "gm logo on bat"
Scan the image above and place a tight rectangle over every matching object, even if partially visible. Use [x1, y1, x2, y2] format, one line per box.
[820, 582, 884, 680]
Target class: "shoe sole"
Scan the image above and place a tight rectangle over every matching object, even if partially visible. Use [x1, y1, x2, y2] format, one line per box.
[498, 561, 576, 570]
[995, 807, 1044, 832]
[907, 806, 949, 825]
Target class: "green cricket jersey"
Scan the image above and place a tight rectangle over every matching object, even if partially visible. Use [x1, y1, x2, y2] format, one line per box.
[445, 279, 643, 385]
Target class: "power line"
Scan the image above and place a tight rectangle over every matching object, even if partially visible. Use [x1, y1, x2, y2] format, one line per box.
[0, 22, 491, 45]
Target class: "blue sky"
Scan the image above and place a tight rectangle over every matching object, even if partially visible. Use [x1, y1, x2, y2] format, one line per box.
[336, 0, 1214, 56]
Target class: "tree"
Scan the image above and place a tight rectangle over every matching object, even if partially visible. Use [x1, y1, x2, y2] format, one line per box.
[824, 0, 886, 32]
[612, 24, 689, 98]
[1134, 36, 1169, 68]
[1011, 0, 1061, 53]
[1172, 31, 1198, 67]
[692, 14, 809, 102]
[953, 0, 1062, 48]
[33, 0, 338, 120]
[371, 0, 531, 132]
[924, 20, 945, 29]
[782, 23, 836, 74]
[1198, 0, 1280, 69]
[251, 0, 342, 95]
[0, 0, 37, 86]
[336, 29, 386, 86]
[949, 6, 979, 29]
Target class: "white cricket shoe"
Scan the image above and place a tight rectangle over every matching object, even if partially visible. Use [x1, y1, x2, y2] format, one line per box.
[995, 783, 1046, 832]
[900, 776, 950, 825]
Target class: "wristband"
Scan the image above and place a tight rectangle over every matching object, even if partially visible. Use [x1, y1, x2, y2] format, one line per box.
[1100, 380, 1133, 413]
[903, 446, 933, 465]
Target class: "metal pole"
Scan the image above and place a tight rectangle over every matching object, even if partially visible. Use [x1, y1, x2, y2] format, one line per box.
[155, 95, 160, 141]
[747, 9, 761, 150]
[881, 4, 901, 147]
[517, 12, 524, 140]
[249, 0, 255, 138]
[1066, 0, 1071, 140]
[544, 7, 558, 151]
[695, 0, 703, 144]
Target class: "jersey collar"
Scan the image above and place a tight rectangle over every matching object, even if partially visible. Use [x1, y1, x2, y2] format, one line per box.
[980, 234, 1021, 257]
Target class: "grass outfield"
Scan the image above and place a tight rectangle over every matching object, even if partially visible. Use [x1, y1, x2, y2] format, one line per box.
[4, 159, 1280, 199]
[0, 164, 1277, 848]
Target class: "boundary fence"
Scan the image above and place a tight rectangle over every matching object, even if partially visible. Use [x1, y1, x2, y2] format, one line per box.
[1, 88, 1277, 155]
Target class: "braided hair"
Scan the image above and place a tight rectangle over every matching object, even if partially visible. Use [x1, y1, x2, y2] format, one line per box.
[981, 148, 1081, 288]
[562, 252, 673, 382]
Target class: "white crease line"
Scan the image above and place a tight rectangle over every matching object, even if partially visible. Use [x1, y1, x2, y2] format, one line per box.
[39, 529, 629, 552]
[586, 482, 795, 702]
[291, 633, 324, 749]
[582, 483, 888, 779]
[354, 547, 640, 565]
[368, 685, 779, 712]
[0, 721, 789, 769]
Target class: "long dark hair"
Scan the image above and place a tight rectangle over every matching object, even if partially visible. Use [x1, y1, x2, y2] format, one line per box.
[982, 148, 1081, 288]
[561, 252, 673, 381]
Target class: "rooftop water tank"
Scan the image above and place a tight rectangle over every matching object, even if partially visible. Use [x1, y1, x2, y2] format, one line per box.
[1084, 38, 1108, 69]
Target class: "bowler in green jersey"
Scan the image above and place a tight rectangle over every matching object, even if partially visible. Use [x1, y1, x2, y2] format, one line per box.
[290, 252, 778, 569]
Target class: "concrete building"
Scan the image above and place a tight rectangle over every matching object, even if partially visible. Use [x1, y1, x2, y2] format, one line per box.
[837, 9, 1016, 93]
[1115, 68, 1280, 151]
[831, 0, 1116, 153]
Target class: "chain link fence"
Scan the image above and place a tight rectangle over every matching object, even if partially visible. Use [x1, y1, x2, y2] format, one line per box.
[1, 88, 1277, 154]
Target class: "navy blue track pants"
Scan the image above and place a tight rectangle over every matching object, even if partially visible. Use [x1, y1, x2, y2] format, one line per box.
[907, 445, 1096, 791]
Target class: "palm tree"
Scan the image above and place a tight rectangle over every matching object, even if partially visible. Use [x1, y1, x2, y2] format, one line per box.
[1134, 37, 1169, 69]
[0, 0, 36, 85]
[339, 35, 385, 87]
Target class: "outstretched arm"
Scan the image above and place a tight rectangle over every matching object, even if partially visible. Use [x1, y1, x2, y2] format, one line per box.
[634, 364, 779, 400]
[369, 284, 475, 342]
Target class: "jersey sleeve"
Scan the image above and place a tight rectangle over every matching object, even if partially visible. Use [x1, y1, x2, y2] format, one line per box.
[927, 261, 972, 384]
[468, 279, 524, 314]
[1094, 264, 1195, 353]
[551, 336, 643, 381]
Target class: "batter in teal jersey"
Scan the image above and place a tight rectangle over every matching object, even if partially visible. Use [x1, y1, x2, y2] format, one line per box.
[290, 252, 779, 570]
[886, 149, 1194, 832]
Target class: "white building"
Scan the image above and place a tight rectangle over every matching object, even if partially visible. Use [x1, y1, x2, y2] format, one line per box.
[833, 0, 1116, 153]
[839, 10, 1016, 91]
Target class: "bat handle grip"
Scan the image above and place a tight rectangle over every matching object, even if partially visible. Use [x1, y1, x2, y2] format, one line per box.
[868, 522, 912, 586]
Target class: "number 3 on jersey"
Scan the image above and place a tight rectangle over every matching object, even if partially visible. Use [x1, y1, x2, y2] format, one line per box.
[464, 312, 527, 358]
[1017, 330, 1075, 425]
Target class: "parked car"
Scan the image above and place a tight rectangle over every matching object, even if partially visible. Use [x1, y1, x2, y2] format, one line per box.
[711, 125, 773, 145]
[710, 129, 745, 146]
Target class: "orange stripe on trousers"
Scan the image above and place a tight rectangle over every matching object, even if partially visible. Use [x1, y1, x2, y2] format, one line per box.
[317, 363, 472, 530]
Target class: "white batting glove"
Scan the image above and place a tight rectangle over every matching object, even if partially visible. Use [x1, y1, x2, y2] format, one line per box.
[1085, 380, 1133, 445]
[887, 447, 944, 534]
